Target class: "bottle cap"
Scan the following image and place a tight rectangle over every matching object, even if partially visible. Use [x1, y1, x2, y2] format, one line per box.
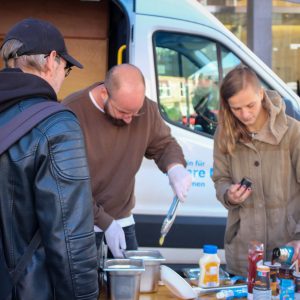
[203, 244, 218, 254]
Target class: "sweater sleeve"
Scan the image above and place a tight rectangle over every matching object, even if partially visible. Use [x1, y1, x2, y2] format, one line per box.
[144, 99, 186, 172]
[93, 201, 114, 231]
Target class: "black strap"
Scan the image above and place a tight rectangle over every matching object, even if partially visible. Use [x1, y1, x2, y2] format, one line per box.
[0, 101, 67, 155]
[10, 230, 41, 285]
[0, 226, 13, 300]
[0, 101, 68, 298]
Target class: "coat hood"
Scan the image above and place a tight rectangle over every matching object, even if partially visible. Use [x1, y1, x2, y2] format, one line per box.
[258, 90, 288, 145]
[0, 68, 57, 112]
[246, 90, 288, 146]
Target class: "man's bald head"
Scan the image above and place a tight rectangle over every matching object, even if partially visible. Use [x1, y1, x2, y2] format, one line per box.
[104, 64, 145, 111]
[105, 63, 145, 92]
[103, 64, 146, 125]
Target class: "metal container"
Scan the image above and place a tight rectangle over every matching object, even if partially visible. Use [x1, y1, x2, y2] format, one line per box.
[124, 250, 165, 293]
[272, 246, 294, 265]
[104, 259, 145, 300]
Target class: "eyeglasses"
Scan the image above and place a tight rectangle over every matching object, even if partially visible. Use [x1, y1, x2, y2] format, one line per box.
[106, 89, 144, 118]
[64, 64, 72, 78]
[44, 54, 72, 78]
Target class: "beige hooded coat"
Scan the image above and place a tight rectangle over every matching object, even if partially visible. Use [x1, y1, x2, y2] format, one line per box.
[212, 90, 300, 276]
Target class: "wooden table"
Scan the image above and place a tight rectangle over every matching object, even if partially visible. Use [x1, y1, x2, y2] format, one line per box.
[100, 284, 247, 299]
[139, 285, 221, 299]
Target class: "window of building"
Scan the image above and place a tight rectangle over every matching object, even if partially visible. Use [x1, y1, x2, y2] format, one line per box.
[272, 0, 300, 93]
[201, 0, 300, 95]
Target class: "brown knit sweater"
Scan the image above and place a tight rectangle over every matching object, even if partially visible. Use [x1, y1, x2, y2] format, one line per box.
[63, 83, 186, 230]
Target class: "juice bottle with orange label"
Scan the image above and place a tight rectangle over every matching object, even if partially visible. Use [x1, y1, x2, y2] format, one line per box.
[199, 245, 220, 288]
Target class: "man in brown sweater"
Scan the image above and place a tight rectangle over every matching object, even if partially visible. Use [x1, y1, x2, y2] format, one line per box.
[63, 64, 192, 257]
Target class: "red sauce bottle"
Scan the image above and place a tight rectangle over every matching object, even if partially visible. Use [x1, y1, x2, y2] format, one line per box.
[247, 241, 264, 295]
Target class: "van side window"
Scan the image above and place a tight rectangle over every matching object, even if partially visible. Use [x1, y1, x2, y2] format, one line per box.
[153, 31, 242, 136]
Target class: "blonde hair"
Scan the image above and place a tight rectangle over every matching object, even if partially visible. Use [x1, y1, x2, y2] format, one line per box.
[218, 65, 262, 155]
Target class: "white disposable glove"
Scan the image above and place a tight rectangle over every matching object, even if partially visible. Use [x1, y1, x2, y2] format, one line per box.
[167, 164, 192, 202]
[104, 220, 126, 258]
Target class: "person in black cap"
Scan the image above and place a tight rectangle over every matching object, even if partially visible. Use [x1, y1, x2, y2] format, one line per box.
[0, 18, 98, 300]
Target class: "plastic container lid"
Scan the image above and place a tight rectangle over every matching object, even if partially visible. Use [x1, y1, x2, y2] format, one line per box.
[203, 245, 218, 254]
[264, 261, 281, 268]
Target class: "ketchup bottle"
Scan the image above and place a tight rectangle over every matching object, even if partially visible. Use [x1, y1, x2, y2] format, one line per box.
[247, 241, 264, 297]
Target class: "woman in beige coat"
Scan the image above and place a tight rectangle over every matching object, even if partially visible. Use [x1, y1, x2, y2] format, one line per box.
[212, 65, 300, 276]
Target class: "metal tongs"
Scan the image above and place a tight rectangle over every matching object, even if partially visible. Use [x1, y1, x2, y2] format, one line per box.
[159, 196, 180, 246]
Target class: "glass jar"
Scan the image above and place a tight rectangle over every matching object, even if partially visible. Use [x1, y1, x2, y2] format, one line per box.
[264, 261, 280, 297]
[278, 265, 294, 280]
[253, 265, 272, 299]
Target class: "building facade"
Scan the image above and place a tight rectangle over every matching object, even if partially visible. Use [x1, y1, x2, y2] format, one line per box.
[201, 0, 300, 94]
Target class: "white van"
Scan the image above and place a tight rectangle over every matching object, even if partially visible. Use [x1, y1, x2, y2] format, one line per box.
[106, 0, 300, 265]
[2, 0, 299, 267]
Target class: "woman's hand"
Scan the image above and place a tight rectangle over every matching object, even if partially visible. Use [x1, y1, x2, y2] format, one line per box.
[226, 183, 252, 205]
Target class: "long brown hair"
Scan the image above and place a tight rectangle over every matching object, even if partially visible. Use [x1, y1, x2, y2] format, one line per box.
[218, 65, 262, 155]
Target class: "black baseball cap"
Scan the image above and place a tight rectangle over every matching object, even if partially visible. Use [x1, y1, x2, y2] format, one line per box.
[2, 18, 83, 68]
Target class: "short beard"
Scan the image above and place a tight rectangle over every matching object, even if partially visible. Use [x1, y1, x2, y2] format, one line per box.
[104, 101, 127, 127]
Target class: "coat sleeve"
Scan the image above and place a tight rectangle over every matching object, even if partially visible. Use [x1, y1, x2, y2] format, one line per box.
[144, 100, 186, 172]
[288, 119, 300, 240]
[34, 111, 98, 300]
[212, 128, 238, 210]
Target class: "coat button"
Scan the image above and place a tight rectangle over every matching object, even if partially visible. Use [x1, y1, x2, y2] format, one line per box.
[254, 161, 260, 167]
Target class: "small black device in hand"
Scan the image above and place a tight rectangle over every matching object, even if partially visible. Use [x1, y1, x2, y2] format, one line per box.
[240, 177, 252, 188]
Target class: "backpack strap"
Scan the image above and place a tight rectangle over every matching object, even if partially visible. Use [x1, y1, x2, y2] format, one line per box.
[10, 230, 41, 285]
[0, 101, 69, 300]
[0, 227, 13, 300]
[0, 101, 69, 155]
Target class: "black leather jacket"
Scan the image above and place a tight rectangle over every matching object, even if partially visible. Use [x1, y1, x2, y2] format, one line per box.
[0, 69, 98, 300]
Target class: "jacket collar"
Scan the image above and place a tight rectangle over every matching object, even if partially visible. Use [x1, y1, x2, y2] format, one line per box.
[0, 68, 57, 112]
